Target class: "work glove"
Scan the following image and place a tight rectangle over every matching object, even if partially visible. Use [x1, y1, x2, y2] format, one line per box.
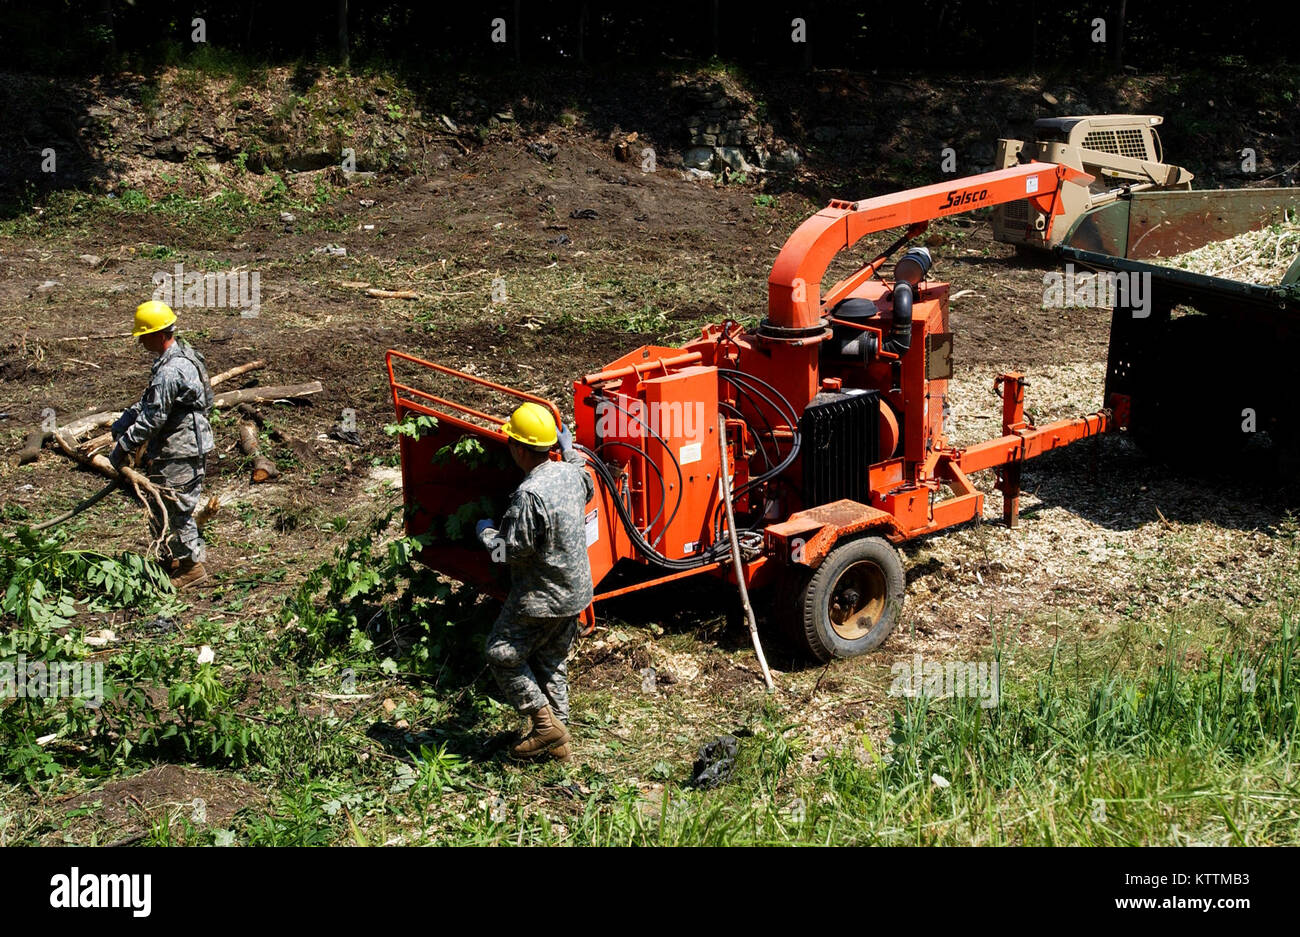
[475, 518, 495, 539]
[557, 423, 573, 453]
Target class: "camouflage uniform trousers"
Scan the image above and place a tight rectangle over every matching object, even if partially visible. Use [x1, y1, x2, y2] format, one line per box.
[146, 456, 207, 564]
[485, 607, 579, 723]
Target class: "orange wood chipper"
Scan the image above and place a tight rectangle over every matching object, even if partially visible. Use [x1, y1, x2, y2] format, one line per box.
[387, 160, 1125, 661]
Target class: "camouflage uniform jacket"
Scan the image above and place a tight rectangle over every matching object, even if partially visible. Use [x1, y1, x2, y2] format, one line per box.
[111, 340, 215, 463]
[479, 449, 595, 617]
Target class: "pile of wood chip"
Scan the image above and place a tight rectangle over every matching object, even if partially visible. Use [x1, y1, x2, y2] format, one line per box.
[1156, 215, 1300, 285]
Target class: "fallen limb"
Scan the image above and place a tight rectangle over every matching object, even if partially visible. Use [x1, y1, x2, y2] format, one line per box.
[60, 411, 118, 441]
[78, 431, 113, 455]
[238, 421, 280, 483]
[210, 359, 266, 387]
[52, 432, 172, 556]
[365, 288, 421, 300]
[213, 382, 322, 408]
[15, 429, 50, 465]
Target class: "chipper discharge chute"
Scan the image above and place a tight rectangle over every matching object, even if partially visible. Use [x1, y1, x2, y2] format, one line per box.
[389, 161, 1122, 662]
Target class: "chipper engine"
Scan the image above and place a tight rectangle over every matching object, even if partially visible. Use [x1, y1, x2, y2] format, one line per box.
[388, 159, 1117, 661]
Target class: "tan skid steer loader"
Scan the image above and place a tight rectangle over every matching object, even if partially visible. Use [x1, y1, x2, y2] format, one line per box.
[992, 114, 1300, 258]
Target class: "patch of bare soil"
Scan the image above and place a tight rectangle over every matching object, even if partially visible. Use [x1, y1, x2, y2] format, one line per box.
[48, 764, 265, 844]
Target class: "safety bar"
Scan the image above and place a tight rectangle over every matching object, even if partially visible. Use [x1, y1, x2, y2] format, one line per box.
[386, 349, 562, 433]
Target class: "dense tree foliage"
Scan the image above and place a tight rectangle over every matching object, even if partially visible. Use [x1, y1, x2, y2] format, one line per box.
[0, 0, 1286, 75]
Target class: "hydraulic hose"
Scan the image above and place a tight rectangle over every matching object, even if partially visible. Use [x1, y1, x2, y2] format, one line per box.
[575, 444, 731, 571]
[596, 438, 667, 536]
[595, 395, 684, 549]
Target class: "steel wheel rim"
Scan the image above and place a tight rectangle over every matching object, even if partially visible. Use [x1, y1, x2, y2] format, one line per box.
[827, 560, 887, 641]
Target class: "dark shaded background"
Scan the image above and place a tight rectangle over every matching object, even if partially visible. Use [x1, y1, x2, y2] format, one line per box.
[0, 1, 1287, 75]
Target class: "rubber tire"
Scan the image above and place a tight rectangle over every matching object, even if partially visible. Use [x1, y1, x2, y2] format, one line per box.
[787, 536, 906, 663]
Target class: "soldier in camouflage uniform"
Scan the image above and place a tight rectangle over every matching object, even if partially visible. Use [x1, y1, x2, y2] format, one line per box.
[109, 301, 215, 589]
[477, 402, 594, 761]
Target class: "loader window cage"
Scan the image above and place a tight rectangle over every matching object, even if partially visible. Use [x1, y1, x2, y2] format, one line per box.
[385, 349, 562, 440]
[1082, 128, 1152, 161]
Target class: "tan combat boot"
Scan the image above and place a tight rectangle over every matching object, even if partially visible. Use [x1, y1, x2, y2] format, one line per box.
[171, 560, 208, 590]
[511, 706, 571, 760]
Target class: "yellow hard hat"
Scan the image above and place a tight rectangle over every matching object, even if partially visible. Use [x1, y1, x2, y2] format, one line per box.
[133, 300, 177, 337]
[501, 402, 558, 449]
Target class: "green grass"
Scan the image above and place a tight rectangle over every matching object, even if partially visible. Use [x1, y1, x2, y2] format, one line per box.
[3, 502, 1298, 846]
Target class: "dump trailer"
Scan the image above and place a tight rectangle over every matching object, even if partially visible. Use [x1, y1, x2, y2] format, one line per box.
[1062, 245, 1300, 470]
[388, 160, 1122, 662]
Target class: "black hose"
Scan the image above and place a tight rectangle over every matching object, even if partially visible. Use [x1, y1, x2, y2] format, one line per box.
[883, 283, 914, 356]
[31, 479, 119, 531]
[718, 371, 802, 481]
[712, 370, 803, 539]
[596, 438, 666, 535]
[597, 395, 684, 549]
[575, 444, 729, 571]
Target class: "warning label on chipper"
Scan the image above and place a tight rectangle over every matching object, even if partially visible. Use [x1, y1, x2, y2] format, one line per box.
[585, 508, 599, 547]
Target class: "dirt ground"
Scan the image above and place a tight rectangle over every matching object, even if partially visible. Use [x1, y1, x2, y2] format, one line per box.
[4, 67, 1299, 836]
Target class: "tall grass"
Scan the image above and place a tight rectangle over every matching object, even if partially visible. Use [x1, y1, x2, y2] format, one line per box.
[434, 618, 1299, 846]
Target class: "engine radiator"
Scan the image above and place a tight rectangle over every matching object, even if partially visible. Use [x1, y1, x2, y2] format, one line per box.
[798, 389, 880, 508]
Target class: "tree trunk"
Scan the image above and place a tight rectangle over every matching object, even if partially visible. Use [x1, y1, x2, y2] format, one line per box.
[337, 0, 350, 69]
[577, 1, 587, 64]
[99, 0, 117, 63]
[514, 0, 522, 63]
[1114, 0, 1127, 68]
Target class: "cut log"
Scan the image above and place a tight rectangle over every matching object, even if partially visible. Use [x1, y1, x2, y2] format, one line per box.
[210, 359, 266, 387]
[237, 403, 315, 464]
[238, 421, 280, 483]
[79, 432, 114, 455]
[15, 429, 51, 465]
[60, 411, 118, 440]
[213, 382, 322, 408]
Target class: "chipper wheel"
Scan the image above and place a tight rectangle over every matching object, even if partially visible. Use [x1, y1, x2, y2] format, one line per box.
[782, 536, 906, 663]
